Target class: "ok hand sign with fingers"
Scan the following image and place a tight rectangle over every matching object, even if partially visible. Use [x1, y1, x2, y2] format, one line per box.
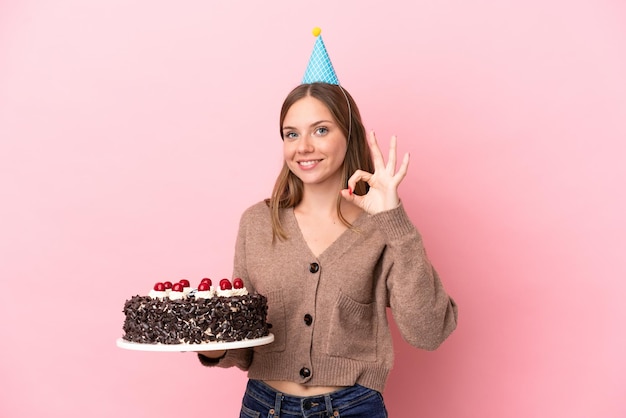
[341, 131, 410, 214]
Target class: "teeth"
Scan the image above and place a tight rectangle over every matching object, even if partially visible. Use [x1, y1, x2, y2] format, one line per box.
[299, 160, 319, 167]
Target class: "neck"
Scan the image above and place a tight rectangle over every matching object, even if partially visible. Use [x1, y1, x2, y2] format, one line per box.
[298, 183, 341, 217]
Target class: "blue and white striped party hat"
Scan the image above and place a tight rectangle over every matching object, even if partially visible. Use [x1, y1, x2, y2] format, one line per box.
[302, 27, 339, 85]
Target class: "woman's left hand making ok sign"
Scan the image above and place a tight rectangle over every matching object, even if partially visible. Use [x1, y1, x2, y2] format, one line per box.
[341, 131, 410, 215]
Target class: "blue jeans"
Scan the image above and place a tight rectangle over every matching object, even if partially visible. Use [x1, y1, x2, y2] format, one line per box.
[240, 379, 388, 418]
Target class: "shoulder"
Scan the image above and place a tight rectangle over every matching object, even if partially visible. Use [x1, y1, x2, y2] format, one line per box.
[241, 200, 271, 218]
[239, 200, 272, 227]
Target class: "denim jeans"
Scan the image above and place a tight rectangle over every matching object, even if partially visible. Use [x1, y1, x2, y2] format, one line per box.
[240, 379, 388, 418]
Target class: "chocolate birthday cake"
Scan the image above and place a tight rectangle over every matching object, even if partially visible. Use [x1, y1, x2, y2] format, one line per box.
[122, 278, 269, 344]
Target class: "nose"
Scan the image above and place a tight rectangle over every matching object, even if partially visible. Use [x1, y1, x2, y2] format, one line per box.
[297, 135, 314, 153]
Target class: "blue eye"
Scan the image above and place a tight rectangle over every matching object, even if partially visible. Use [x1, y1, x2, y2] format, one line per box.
[314, 127, 328, 136]
[284, 132, 298, 140]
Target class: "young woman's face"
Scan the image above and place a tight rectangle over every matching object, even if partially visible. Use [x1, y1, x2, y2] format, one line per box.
[281, 96, 348, 188]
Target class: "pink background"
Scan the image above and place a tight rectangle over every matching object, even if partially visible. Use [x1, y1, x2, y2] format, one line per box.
[1, 1, 625, 417]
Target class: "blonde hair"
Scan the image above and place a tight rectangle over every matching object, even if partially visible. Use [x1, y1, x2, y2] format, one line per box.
[267, 83, 373, 241]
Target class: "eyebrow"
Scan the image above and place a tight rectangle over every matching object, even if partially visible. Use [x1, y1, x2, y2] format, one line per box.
[282, 120, 335, 131]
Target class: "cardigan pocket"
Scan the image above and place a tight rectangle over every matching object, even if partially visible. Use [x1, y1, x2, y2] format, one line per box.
[324, 291, 377, 362]
[254, 290, 286, 353]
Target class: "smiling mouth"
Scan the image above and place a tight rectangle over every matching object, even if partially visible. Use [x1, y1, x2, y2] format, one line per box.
[298, 160, 322, 167]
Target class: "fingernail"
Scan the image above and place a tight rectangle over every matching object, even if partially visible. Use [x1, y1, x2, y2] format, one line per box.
[349, 187, 353, 195]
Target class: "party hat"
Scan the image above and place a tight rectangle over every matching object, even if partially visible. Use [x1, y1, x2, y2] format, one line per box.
[302, 27, 339, 85]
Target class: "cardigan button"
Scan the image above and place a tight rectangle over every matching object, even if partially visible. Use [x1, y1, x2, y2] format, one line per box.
[309, 263, 319, 273]
[304, 314, 313, 326]
[299, 367, 311, 378]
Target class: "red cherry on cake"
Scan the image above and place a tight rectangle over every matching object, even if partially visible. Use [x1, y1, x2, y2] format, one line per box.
[179, 279, 190, 288]
[153, 282, 165, 291]
[172, 282, 184, 292]
[219, 278, 232, 290]
[200, 278, 212, 287]
[198, 282, 210, 292]
[233, 278, 244, 289]
[163, 281, 173, 290]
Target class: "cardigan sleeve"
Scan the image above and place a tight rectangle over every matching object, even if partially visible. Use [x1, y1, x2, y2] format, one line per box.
[372, 204, 458, 351]
[232, 205, 257, 294]
[196, 208, 255, 370]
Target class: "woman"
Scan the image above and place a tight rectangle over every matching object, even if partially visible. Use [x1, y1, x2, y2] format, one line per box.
[199, 82, 458, 417]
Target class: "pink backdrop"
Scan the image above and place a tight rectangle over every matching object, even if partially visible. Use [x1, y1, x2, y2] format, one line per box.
[1, 1, 625, 417]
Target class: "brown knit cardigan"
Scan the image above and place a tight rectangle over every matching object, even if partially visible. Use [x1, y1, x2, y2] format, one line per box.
[199, 201, 458, 393]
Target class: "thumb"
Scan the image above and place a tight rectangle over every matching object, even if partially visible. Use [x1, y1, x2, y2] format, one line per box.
[340, 188, 365, 208]
[340, 188, 353, 202]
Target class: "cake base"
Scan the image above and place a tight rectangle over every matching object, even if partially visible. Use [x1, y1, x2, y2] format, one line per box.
[116, 334, 274, 352]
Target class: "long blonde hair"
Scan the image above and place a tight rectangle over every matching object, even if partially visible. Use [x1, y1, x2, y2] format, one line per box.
[267, 83, 373, 241]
